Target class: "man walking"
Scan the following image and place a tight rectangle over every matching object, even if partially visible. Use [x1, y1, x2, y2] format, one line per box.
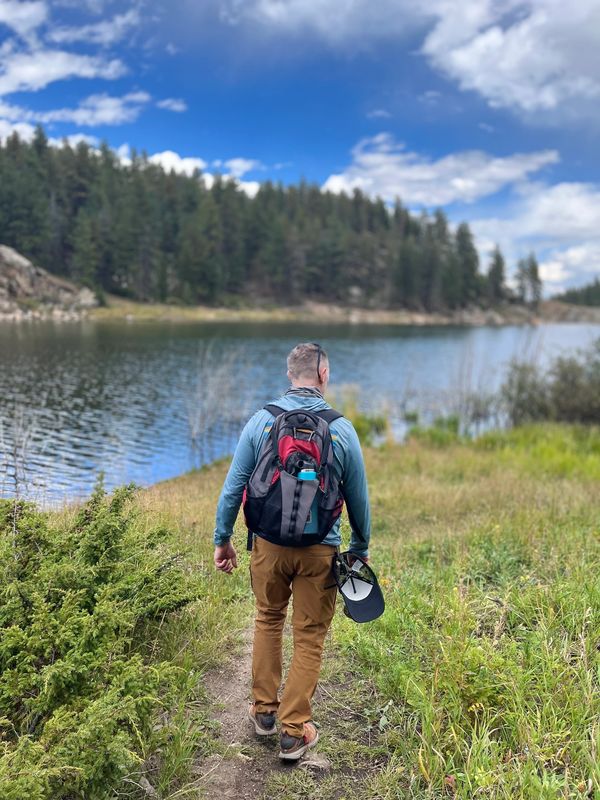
[213, 342, 371, 760]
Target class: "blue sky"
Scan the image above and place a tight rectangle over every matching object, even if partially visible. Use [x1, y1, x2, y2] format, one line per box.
[1, 0, 599, 292]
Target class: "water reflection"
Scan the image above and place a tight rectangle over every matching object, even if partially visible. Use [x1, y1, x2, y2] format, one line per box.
[1, 319, 599, 504]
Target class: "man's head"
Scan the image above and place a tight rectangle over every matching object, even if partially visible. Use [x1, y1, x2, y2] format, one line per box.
[287, 342, 329, 390]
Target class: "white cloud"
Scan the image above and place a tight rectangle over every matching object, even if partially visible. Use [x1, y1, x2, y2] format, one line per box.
[0, 49, 125, 95]
[0, 118, 100, 146]
[116, 145, 263, 196]
[422, 1, 600, 117]
[47, 132, 99, 147]
[0, 91, 150, 126]
[367, 108, 391, 119]
[47, 8, 140, 46]
[224, 157, 263, 178]
[0, 117, 36, 141]
[221, 0, 600, 122]
[220, 0, 429, 43]
[148, 149, 208, 176]
[323, 133, 558, 206]
[157, 97, 187, 112]
[0, 0, 47, 39]
[470, 181, 600, 291]
[237, 180, 260, 197]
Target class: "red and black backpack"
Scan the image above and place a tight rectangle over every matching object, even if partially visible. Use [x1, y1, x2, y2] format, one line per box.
[243, 404, 344, 548]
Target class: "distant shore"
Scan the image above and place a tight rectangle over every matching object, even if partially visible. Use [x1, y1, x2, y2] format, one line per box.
[87, 296, 600, 326]
[2, 294, 600, 326]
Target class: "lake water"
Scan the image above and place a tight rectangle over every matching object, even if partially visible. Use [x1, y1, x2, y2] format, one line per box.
[1, 319, 599, 504]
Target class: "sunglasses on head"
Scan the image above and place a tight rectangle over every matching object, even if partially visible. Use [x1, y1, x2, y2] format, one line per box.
[311, 342, 323, 382]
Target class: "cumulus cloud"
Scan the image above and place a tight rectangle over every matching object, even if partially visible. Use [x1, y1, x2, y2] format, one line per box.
[323, 133, 559, 206]
[156, 97, 188, 112]
[47, 8, 141, 46]
[224, 157, 264, 178]
[0, 49, 125, 95]
[221, 0, 600, 121]
[147, 149, 208, 176]
[0, 117, 36, 141]
[0, 0, 47, 39]
[422, 0, 600, 117]
[0, 92, 150, 126]
[220, 0, 429, 43]
[237, 180, 260, 197]
[470, 181, 600, 291]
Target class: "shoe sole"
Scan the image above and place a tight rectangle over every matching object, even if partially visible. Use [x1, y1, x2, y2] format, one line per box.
[278, 729, 319, 761]
[248, 708, 277, 736]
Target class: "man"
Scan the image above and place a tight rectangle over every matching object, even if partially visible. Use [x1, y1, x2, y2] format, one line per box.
[213, 342, 371, 760]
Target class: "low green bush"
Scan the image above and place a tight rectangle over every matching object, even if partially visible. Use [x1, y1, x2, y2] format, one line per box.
[0, 483, 202, 800]
[502, 338, 600, 425]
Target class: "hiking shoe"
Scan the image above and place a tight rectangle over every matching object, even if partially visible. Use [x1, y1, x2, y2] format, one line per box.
[248, 703, 277, 736]
[278, 721, 319, 761]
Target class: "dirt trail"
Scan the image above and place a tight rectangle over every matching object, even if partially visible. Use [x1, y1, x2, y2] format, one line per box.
[194, 623, 387, 800]
[194, 628, 290, 799]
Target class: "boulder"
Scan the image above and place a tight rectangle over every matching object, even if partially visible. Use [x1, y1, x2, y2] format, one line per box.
[0, 245, 97, 320]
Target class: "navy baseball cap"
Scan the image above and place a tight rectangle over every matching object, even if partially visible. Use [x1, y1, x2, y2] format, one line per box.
[332, 551, 385, 623]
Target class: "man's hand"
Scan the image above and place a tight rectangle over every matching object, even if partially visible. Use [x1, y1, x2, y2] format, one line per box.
[349, 553, 369, 565]
[215, 543, 364, 573]
[214, 541, 238, 574]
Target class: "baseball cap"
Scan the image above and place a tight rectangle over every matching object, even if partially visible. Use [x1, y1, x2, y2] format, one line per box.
[332, 551, 385, 623]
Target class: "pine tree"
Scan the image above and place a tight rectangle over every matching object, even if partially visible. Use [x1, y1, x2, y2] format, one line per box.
[455, 223, 480, 306]
[527, 252, 542, 308]
[487, 246, 506, 304]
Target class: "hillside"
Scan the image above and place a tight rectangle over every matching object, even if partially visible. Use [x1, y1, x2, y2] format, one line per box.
[0, 244, 96, 320]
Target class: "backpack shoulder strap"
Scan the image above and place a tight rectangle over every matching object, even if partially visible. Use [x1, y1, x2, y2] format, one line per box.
[315, 408, 344, 424]
[264, 404, 286, 418]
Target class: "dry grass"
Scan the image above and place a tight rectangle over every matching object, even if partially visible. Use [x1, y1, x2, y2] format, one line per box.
[105, 424, 599, 799]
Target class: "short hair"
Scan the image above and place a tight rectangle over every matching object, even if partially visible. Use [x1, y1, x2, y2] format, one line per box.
[287, 342, 328, 380]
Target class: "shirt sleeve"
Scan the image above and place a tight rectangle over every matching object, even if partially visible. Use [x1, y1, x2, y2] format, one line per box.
[213, 416, 259, 546]
[340, 423, 371, 559]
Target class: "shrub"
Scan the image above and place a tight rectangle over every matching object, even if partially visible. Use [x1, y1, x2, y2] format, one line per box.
[0, 483, 202, 800]
[502, 338, 600, 425]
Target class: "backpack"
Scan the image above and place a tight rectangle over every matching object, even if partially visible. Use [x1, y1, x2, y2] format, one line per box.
[243, 404, 344, 548]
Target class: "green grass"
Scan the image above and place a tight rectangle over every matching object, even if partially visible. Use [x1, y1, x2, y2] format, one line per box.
[7, 424, 597, 798]
[330, 427, 600, 799]
[121, 422, 599, 799]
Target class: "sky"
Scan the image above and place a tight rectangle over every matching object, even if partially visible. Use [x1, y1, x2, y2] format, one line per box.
[1, 0, 599, 293]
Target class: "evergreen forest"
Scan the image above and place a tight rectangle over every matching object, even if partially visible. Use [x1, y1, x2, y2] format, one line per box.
[0, 127, 542, 309]
[555, 278, 600, 306]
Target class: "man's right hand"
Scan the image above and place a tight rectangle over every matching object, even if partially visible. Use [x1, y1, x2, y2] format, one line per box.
[214, 541, 238, 574]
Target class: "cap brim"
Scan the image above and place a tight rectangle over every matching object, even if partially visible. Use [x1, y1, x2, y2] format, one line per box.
[341, 581, 385, 622]
[336, 557, 385, 623]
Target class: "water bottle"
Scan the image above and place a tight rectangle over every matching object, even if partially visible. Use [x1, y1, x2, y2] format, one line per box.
[298, 468, 319, 533]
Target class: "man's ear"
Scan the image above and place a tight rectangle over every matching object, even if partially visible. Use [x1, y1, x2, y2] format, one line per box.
[287, 369, 292, 381]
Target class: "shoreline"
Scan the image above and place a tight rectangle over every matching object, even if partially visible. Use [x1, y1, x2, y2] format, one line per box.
[2, 297, 599, 326]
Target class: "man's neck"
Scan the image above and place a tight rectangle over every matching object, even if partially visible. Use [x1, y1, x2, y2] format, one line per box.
[286, 384, 324, 397]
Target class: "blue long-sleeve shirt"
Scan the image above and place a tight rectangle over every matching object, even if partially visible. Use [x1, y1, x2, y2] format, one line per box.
[214, 390, 371, 557]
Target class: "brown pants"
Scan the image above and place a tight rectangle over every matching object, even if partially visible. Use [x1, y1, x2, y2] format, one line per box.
[250, 535, 337, 737]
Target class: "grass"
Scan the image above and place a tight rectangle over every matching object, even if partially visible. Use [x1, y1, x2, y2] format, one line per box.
[88, 294, 549, 326]
[47, 424, 599, 798]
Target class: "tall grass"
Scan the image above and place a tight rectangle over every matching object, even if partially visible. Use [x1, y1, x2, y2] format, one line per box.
[333, 426, 600, 799]
[3, 425, 597, 799]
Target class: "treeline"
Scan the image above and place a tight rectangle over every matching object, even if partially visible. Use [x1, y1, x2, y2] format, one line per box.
[555, 278, 600, 307]
[0, 127, 540, 309]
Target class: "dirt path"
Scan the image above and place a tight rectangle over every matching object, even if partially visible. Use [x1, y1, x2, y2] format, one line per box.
[193, 623, 388, 800]
[194, 628, 291, 799]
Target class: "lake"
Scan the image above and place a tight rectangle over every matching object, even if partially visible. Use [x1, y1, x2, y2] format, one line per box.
[1, 319, 599, 504]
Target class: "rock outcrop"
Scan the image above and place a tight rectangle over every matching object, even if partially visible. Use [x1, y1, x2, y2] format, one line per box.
[0, 245, 97, 320]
